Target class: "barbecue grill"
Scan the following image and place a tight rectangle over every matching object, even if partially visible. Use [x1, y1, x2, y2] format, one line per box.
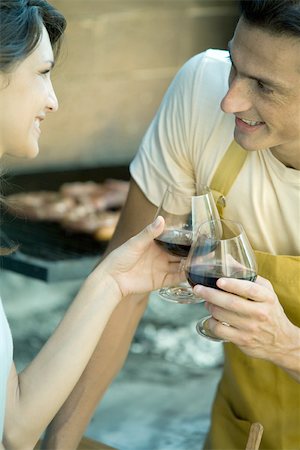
[0, 165, 129, 282]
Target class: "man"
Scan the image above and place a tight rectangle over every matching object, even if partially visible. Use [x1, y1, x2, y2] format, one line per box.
[43, 1, 300, 448]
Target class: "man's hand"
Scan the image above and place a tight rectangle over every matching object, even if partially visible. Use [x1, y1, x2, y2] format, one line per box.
[193, 276, 300, 379]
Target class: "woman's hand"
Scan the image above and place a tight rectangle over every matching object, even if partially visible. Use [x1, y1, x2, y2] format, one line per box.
[97, 216, 184, 298]
[193, 277, 300, 378]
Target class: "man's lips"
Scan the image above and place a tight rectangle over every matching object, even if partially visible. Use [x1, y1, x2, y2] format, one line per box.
[235, 117, 265, 131]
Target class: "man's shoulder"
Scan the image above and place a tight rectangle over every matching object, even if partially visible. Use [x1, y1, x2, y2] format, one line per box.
[205, 49, 230, 60]
[166, 49, 230, 96]
[186, 49, 230, 71]
[178, 49, 231, 92]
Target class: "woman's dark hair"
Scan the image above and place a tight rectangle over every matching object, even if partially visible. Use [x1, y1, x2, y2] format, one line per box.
[240, 0, 300, 37]
[0, 0, 67, 72]
[0, 1, 66, 255]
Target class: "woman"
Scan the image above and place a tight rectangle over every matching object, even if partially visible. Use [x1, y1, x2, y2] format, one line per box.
[0, 1, 183, 449]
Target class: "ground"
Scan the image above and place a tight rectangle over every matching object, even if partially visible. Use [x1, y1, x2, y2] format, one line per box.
[1, 270, 223, 450]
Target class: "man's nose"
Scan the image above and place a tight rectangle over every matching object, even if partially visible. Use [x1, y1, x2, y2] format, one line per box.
[220, 77, 252, 114]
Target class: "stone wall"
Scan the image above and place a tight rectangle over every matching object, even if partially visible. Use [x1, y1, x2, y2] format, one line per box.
[4, 0, 239, 173]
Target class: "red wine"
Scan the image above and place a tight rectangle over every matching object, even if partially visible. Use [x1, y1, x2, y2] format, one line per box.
[189, 238, 218, 258]
[154, 229, 192, 257]
[186, 265, 257, 289]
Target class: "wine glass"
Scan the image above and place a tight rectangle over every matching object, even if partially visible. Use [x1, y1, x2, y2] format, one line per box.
[154, 182, 219, 303]
[185, 218, 257, 341]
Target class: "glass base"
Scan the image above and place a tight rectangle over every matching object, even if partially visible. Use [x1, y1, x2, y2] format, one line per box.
[195, 315, 225, 342]
[158, 284, 204, 304]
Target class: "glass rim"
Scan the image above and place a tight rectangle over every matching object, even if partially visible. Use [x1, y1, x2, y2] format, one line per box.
[164, 182, 211, 196]
[195, 184, 211, 196]
[195, 218, 246, 242]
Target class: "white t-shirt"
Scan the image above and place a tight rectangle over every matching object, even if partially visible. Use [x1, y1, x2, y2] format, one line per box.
[0, 297, 13, 441]
[130, 50, 300, 256]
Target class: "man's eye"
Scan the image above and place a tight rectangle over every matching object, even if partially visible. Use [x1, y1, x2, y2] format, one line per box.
[228, 65, 236, 86]
[257, 80, 272, 94]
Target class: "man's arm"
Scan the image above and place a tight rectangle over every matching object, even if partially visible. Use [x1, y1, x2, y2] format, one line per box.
[42, 178, 157, 449]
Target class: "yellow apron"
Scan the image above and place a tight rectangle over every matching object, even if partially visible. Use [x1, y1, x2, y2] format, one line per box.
[204, 141, 300, 450]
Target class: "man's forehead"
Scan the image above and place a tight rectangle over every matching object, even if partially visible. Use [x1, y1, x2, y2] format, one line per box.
[229, 20, 300, 89]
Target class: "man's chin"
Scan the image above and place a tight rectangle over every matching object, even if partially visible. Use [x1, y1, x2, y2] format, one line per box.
[234, 131, 263, 152]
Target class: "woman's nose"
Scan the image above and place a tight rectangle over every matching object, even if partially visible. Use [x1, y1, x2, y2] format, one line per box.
[47, 82, 59, 113]
[220, 77, 252, 114]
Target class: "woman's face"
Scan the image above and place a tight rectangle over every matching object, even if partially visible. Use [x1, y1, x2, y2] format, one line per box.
[0, 25, 58, 159]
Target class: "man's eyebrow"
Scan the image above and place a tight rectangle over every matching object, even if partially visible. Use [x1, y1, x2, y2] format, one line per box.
[227, 41, 288, 91]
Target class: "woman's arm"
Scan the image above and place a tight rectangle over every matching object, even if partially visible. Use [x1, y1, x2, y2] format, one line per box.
[4, 214, 182, 450]
[42, 179, 158, 450]
[5, 274, 121, 450]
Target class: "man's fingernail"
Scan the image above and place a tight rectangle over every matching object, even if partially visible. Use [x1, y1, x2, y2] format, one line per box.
[217, 278, 225, 288]
[194, 285, 204, 295]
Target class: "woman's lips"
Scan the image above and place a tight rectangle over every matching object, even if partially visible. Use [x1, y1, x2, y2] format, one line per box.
[34, 117, 44, 135]
[235, 117, 265, 132]
[34, 120, 41, 135]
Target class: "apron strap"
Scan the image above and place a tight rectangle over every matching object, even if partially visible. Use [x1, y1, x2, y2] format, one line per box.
[210, 140, 248, 215]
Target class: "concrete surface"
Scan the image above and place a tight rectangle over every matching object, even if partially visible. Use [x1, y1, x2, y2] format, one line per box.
[1, 270, 223, 450]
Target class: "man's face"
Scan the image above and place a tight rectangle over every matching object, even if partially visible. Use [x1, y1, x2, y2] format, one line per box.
[0, 26, 58, 159]
[221, 18, 300, 168]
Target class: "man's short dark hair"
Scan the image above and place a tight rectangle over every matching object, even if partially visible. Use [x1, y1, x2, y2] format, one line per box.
[240, 0, 300, 37]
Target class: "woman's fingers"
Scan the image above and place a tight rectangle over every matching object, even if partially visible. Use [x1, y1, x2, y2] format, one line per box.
[128, 216, 165, 250]
[166, 261, 184, 272]
[165, 271, 186, 286]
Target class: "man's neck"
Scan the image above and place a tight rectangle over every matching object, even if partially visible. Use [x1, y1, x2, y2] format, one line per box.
[270, 147, 300, 170]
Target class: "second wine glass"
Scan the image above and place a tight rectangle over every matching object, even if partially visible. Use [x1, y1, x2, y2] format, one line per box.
[185, 219, 257, 341]
[154, 182, 219, 303]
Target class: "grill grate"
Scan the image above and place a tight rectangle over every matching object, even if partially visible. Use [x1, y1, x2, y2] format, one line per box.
[0, 213, 108, 282]
[0, 165, 129, 281]
[1, 214, 107, 261]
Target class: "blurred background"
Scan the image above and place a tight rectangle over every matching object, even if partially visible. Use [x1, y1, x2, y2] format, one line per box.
[2, 0, 239, 173]
[1, 1, 239, 449]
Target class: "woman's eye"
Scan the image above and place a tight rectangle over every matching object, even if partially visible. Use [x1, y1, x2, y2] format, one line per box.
[40, 69, 51, 76]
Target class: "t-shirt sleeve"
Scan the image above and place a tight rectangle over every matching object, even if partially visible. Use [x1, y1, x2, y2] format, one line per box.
[130, 52, 207, 207]
[0, 297, 13, 440]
